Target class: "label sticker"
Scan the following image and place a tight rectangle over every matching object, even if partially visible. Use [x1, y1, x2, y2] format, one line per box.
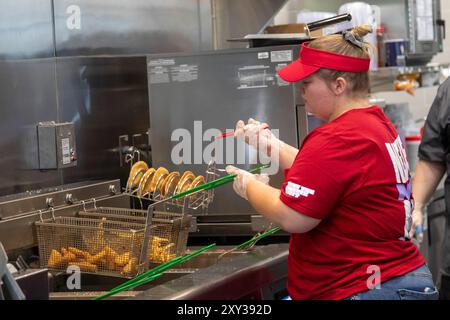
[149, 66, 170, 84]
[271, 50, 293, 63]
[258, 52, 269, 59]
[237, 65, 271, 90]
[62, 138, 70, 165]
[148, 59, 176, 67]
[148, 59, 174, 84]
[276, 64, 289, 86]
[171, 64, 198, 82]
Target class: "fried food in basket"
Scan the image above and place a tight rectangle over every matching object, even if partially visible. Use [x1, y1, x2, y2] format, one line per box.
[161, 171, 180, 198]
[82, 217, 106, 253]
[148, 167, 169, 194]
[149, 236, 176, 263]
[87, 248, 108, 265]
[69, 261, 98, 273]
[104, 246, 118, 271]
[137, 168, 156, 197]
[115, 252, 131, 268]
[121, 257, 138, 276]
[48, 249, 64, 269]
[67, 247, 91, 260]
[127, 161, 148, 189]
[60, 248, 77, 264]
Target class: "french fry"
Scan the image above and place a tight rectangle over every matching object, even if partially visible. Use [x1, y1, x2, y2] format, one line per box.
[121, 257, 138, 276]
[87, 248, 107, 265]
[104, 246, 118, 270]
[61, 251, 77, 264]
[48, 249, 64, 268]
[115, 252, 131, 267]
[68, 247, 89, 259]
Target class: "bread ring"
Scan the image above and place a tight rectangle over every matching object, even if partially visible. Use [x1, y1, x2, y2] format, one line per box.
[127, 161, 148, 189]
[174, 174, 194, 203]
[148, 167, 169, 194]
[137, 168, 156, 196]
[161, 172, 180, 198]
[188, 175, 206, 203]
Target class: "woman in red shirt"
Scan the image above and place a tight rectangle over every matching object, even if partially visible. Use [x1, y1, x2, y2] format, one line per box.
[226, 25, 438, 300]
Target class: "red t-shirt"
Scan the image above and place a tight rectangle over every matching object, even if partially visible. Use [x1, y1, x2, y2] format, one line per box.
[280, 105, 425, 300]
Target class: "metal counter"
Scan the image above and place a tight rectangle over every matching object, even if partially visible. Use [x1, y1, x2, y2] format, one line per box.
[135, 243, 289, 300]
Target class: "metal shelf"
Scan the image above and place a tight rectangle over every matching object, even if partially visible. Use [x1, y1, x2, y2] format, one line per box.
[369, 63, 450, 93]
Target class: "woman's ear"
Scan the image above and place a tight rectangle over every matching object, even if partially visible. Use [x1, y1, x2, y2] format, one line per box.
[332, 77, 348, 96]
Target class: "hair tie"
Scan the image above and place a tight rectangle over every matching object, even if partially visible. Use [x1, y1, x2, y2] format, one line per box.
[343, 31, 364, 49]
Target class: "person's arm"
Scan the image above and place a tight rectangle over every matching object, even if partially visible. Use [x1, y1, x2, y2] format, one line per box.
[226, 166, 321, 233]
[410, 160, 446, 240]
[413, 160, 446, 210]
[277, 141, 299, 170]
[246, 179, 321, 233]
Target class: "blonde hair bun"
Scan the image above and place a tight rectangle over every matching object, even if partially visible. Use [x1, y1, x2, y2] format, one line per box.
[351, 24, 373, 39]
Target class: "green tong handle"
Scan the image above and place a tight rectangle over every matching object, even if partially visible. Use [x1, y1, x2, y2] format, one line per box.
[171, 164, 270, 200]
[237, 227, 281, 250]
[93, 243, 217, 300]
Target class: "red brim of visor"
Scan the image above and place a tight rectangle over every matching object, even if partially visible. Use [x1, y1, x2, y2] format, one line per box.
[277, 42, 371, 82]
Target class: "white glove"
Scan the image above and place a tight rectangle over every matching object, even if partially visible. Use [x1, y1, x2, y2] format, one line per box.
[234, 118, 282, 157]
[226, 165, 270, 200]
[409, 208, 424, 245]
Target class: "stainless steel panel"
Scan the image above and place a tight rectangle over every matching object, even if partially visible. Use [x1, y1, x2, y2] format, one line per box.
[56, 56, 151, 186]
[136, 243, 289, 300]
[147, 46, 303, 217]
[0, 0, 291, 59]
[212, 0, 289, 49]
[0, 58, 60, 197]
[0, 180, 120, 219]
[0, 181, 125, 253]
[0, 0, 54, 59]
[37, 122, 77, 169]
[53, 0, 211, 56]
[1, 56, 151, 198]
[53, 0, 289, 55]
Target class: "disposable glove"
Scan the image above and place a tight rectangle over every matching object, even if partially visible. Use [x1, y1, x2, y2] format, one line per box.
[225, 165, 269, 200]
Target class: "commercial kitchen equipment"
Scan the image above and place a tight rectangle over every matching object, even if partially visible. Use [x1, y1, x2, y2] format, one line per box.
[0, 242, 26, 300]
[375, 0, 444, 65]
[147, 44, 309, 238]
[0, 179, 290, 299]
[285, 0, 445, 66]
[238, 13, 353, 47]
[0, 0, 309, 299]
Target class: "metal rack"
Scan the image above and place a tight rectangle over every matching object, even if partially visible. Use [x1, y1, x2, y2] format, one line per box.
[369, 63, 450, 93]
[34, 160, 221, 278]
[36, 194, 194, 277]
[123, 159, 220, 215]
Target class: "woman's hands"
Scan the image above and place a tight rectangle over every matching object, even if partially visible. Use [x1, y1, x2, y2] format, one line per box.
[409, 208, 424, 244]
[233, 117, 300, 173]
[225, 165, 270, 200]
[234, 118, 281, 157]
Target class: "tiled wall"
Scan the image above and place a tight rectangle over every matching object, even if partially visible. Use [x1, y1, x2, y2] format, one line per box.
[274, 0, 450, 123]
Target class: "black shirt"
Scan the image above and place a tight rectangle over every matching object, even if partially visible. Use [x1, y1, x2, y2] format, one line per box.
[419, 77, 450, 273]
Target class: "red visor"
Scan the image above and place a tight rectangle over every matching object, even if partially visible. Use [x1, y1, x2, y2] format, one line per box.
[278, 42, 370, 82]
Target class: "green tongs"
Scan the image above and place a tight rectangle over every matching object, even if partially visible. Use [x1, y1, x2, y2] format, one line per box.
[151, 164, 270, 206]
